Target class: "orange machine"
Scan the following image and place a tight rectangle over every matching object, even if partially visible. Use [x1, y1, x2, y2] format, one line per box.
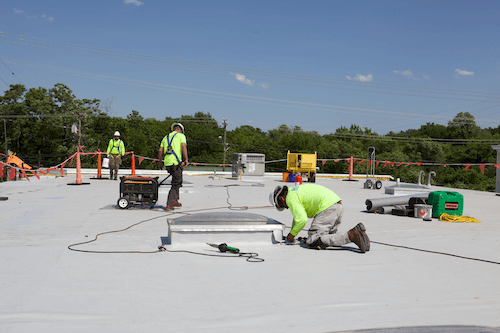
[6, 154, 32, 170]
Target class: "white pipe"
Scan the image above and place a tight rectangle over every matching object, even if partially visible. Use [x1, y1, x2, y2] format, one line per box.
[366, 193, 429, 212]
[427, 171, 436, 186]
[418, 170, 425, 186]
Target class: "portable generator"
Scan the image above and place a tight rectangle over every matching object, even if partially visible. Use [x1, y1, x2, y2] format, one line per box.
[117, 176, 169, 209]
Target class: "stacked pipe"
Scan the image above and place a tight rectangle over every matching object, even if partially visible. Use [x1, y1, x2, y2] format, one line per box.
[365, 193, 429, 213]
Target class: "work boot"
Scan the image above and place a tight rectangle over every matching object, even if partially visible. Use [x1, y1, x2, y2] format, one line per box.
[165, 204, 175, 211]
[172, 200, 182, 207]
[308, 237, 325, 249]
[347, 223, 370, 253]
[307, 234, 326, 249]
[110, 171, 113, 180]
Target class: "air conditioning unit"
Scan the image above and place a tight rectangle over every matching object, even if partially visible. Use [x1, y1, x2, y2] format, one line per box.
[232, 153, 265, 179]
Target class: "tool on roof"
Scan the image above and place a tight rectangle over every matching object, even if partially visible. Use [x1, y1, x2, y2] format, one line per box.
[207, 243, 240, 254]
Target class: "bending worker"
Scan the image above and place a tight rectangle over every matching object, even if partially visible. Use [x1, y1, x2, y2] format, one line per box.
[158, 123, 189, 211]
[270, 184, 370, 253]
[106, 131, 125, 180]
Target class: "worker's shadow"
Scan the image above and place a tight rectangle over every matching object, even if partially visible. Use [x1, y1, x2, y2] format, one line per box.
[298, 242, 363, 253]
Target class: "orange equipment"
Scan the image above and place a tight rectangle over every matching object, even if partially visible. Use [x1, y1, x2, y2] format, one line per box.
[6, 154, 32, 170]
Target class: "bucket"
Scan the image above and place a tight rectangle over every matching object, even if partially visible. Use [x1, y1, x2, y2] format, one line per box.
[103, 158, 109, 168]
[414, 204, 433, 220]
[295, 175, 303, 185]
[288, 173, 296, 182]
[282, 172, 289, 182]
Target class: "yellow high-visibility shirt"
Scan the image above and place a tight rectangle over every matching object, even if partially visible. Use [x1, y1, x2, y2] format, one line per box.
[286, 184, 342, 236]
[160, 131, 186, 166]
[107, 139, 125, 155]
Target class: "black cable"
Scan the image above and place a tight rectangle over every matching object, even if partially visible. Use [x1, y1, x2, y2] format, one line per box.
[371, 241, 500, 265]
[284, 225, 500, 265]
[67, 205, 265, 262]
[67, 207, 225, 253]
[68, 214, 167, 254]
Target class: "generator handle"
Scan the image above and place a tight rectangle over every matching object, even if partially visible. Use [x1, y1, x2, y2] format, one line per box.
[157, 165, 183, 187]
[157, 174, 171, 187]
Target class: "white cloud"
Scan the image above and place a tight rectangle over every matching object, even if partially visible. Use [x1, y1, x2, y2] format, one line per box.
[41, 14, 54, 22]
[124, 0, 144, 6]
[234, 73, 254, 86]
[423, 74, 430, 79]
[260, 83, 269, 89]
[346, 74, 373, 82]
[13, 8, 30, 18]
[393, 70, 413, 79]
[14, 8, 54, 21]
[455, 68, 474, 77]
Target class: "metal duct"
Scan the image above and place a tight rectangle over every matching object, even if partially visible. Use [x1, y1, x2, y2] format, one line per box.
[366, 193, 429, 212]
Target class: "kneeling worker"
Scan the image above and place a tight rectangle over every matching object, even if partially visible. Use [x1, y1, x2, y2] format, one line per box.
[269, 184, 370, 253]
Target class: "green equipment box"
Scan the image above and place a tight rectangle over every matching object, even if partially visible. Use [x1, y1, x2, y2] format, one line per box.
[428, 191, 464, 218]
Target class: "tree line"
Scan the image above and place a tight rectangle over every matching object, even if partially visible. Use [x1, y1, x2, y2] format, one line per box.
[1, 83, 500, 191]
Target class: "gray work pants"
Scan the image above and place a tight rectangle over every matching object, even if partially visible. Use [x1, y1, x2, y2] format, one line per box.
[166, 164, 183, 206]
[306, 203, 350, 247]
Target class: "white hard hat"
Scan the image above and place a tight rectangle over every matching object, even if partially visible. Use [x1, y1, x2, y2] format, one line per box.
[114, 131, 120, 136]
[269, 185, 287, 211]
[171, 123, 184, 133]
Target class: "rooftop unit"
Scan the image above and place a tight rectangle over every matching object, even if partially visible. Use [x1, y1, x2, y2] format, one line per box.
[232, 153, 265, 180]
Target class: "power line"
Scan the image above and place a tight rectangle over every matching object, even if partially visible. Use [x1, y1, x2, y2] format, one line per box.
[2, 33, 499, 132]
[2, 32, 499, 97]
[1, 34, 499, 103]
[0, 73, 8, 87]
[330, 132, 500, 145]
[0, 57, 23, 84]
[4, 57, 500, 127]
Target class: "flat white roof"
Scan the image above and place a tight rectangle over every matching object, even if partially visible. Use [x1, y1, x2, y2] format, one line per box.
[1, 171, 499, 332]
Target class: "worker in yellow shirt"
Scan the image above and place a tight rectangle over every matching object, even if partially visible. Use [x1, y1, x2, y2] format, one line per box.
[158, 123, 189, 211]
[270, 184, 370, 253]
[106, 131, 125, 180]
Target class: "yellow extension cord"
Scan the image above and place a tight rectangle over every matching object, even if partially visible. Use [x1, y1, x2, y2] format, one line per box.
[439, 213, 481, 223]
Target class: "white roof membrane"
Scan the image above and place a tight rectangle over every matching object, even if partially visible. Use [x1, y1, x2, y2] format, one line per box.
[0, 172, 499, 333]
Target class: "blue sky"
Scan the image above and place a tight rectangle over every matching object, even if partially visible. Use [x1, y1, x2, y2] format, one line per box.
[1, 0, 499, 134]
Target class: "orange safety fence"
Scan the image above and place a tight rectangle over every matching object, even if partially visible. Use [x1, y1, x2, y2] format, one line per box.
[2, 150, 500, 182]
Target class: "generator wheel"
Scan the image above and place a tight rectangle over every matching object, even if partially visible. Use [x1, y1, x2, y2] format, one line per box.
[117, 197, 130, 209]
[375, 180, 383, 189]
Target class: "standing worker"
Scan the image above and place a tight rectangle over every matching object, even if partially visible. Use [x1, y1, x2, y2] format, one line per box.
[106, 131, 125, 180]
[158, 123, 189, 211]
[269, 184, 370, 253]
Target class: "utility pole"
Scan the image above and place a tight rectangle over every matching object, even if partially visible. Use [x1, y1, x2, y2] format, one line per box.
[78, 113, 82, 149]
[222, 118, 228, 171]
[3, 119, 7, 156]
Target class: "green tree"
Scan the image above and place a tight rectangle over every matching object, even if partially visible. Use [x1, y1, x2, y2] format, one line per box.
[447, 112, 480, 139]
